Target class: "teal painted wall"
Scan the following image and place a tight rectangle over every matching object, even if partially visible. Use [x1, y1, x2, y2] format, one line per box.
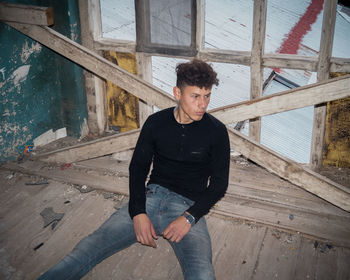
[0, 0, 87, 162]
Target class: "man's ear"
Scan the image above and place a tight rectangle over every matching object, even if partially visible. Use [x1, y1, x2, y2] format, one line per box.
[173, 86, 181, 101]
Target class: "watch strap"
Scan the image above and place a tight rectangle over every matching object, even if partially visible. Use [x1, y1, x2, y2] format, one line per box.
[182, 211, 195, 226]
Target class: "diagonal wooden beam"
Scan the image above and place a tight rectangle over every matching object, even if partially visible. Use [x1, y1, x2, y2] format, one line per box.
[0, 3, 53, 26]
[227, 127, 350, 212]
[32, 129, 141, 164]
[210, 74, 350, 124]
[6, 22, 176, 109]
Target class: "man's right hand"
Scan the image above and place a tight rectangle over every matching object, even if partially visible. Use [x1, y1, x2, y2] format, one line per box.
[133, 213, 158, 248]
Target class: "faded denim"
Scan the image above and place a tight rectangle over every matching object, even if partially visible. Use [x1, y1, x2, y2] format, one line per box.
[38, 184, 215, 280]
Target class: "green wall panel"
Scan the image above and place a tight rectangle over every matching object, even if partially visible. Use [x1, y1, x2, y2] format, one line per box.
[0, 0, 87, 162]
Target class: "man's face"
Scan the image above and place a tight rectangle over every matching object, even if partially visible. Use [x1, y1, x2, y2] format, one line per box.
[173, 85, 211, 123]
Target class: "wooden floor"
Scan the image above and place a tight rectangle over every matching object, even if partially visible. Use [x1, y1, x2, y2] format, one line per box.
[1, 155, 350, 280]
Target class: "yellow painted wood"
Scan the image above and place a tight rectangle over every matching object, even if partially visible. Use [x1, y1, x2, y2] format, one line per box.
[104, 51, 139, 132]
[323, 72, 350, 168]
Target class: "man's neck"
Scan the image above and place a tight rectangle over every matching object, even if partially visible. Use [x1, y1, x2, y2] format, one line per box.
[174, 107, 193, 124]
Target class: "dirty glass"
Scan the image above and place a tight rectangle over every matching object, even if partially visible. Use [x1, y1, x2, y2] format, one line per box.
[149, 0, 192, 46]
[100, 0, 136, 41]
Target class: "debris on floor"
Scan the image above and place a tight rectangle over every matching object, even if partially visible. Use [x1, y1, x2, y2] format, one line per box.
[40, 207, 65, 228]
[25, 178, 49, 185]
[75, 184, 94, 193]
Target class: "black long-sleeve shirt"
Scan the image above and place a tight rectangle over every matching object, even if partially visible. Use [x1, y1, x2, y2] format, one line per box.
[128, 107, 230, 222]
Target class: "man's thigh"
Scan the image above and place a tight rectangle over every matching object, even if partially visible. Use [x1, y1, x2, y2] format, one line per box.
[170, 218, 215, 280]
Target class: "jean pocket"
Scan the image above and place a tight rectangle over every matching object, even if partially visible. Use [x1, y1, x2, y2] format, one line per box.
[182, 196, 195, 207]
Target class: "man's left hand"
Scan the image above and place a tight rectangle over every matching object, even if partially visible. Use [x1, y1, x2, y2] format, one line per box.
[162, 216, 191, 243]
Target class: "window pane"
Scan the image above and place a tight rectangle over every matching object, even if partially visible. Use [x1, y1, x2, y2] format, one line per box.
[205, 0, 253, 51]
[149, 0, 192, 46]
[332, 4, 350, 58]
[100, 0, 136, 41]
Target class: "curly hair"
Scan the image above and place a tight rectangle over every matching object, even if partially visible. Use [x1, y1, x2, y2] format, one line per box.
[176, 59, 219, 91]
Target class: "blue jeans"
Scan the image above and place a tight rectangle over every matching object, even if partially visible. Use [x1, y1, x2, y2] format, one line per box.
[38, 184, 215, 280]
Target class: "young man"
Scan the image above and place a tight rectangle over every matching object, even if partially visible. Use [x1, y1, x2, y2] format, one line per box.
[38, 59, 230, 280]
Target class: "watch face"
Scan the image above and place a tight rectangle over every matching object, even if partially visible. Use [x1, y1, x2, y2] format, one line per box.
[183, 213, 195, 225]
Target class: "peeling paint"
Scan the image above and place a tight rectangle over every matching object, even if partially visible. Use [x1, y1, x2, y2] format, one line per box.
[2, 109, 10, 117]
[0, 67, 5, 81]
[79, 118, 89, 139]
[70, 22, 79, 41]
[21, 41, 42, 63]
[10, 65, 30, 87]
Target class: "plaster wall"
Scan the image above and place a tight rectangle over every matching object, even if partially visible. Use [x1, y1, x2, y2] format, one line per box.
[0, 0, 87, 162]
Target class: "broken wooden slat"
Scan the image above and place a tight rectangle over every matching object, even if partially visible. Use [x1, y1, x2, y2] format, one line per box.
[210, 74, 350, 124]
[7, 22, 176, 109]
[227, 127, 350, 212]
[0, 3, 53, 26]
[33, 129, 140, 163]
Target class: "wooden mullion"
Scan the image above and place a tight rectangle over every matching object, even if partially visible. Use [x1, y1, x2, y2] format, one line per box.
[310, 0, 337, 169]
[249, 0, 267, 142]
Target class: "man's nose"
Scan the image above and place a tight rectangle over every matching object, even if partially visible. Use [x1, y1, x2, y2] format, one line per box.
[199, 97, 207, 109]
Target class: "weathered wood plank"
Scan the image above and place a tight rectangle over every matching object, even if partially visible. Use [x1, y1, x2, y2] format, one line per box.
[249, 0, 267, 142]
[94, 38, 136, 53]
[330, 57, 350, 72]
[210, 74, 350, 124]
[78, 0, 107, 134]
[215, 196, 350, 248]
[195, 0, 205, 53]
[209, 217, 266, 280]
[251, 229, 301, 280]
[33, 129, 140, 163]
[7, 22, 176, 110]
[263, 53, 318, 71]
[227, 127, 350, 212]
[197, 49, 251, 66]
[310, 0, 337, 169]
[2, 160, 130, 195]
[0, 3, 53, 25]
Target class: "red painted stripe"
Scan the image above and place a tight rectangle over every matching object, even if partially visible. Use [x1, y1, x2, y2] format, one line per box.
[274, 0, 324, 72]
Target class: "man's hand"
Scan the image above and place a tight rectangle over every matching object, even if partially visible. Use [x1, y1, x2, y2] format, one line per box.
[162, 216, 191, 243]
[133, 213, 158, 248]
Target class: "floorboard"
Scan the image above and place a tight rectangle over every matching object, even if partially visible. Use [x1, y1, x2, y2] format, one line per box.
[1, 155, 350, 280]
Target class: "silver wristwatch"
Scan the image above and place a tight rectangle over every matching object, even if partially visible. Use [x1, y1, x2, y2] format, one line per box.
[182, 211, 195, 226]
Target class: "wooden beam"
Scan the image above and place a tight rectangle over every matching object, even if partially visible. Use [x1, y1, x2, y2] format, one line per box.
[227, 127, 350, 212]
[6, 22, 176, 110]
[195, 0, 205, 54]
[0, 3, 53, 26]
[330, 57, 350, 73]
[78, 0, 107, 135]
[136, 52, 154, 126]
[249, 0, 267, 142]
[33, 129, 141, 163]
[197, 49, 251, 65]
[263, 54, 318, 71]
[310, 0, 337, 169]
[94, 38, 136, 53]
[210, 74, 350, 124]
